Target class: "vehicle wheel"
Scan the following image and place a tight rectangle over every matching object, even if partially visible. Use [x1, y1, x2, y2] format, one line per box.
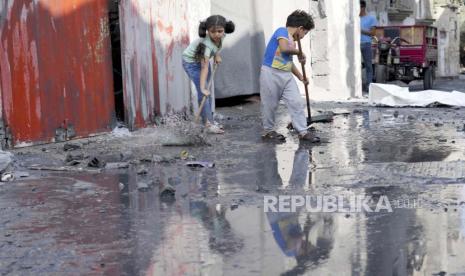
[423, 67, 434, 90]
[375, 64, 387, 83]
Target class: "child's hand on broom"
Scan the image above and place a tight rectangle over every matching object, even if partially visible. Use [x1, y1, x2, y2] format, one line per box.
[201, 88, 210, 96]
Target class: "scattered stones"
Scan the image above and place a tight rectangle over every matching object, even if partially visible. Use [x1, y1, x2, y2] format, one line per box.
[137, 168, 148, 175]
[186, 161, 215, 168]
[88, 157, 106, 168]
[66, 160, 81, 166]
[137, 182, 149, 191]
[65, 153, 84, 163]
[159, 184, 176, 198]
[106, 162, 130, 169]
[63, 143, 81, 151]
[1, 172, 15, 182]
[118, 183, 125, 191]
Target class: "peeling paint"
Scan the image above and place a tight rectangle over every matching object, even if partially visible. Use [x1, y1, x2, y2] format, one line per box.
[120, 0, 190, 130]
[0, 0, 115, 147]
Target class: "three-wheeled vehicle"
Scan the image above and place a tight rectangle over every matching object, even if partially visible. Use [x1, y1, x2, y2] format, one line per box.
[372, 25, 438, 90]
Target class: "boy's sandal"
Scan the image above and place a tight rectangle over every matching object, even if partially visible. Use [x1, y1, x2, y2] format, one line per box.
[299, 133, 321, 143]
[261, 131, 286, 141]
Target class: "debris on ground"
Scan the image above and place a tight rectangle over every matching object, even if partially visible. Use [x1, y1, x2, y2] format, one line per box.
[111, 126, 132, 138]
[28, 165, 102, 173]
[66, 160, 81, 166]
[137, 182, 149, 191]
[88, 157, 106, 168]
[0, 150, 13, 174]
[63, 143, 82, 151]
[159, 126, 209, 147]
[137, 168, 148, 175]
[159, 183, 176, 197]
[118, 183, 125, 191]
[186, 161, 215, 168]
[1, 172, 15, 182]
[105, 162, 130, 169]
[65, 153, 84, 163]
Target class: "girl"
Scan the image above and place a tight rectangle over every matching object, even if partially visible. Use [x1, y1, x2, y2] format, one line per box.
[182, 15, 235, 134]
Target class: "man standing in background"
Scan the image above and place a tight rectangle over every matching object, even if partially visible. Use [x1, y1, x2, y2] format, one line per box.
[360, 0, 377, 94]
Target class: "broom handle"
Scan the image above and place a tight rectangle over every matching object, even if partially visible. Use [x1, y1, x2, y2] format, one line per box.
[195, 64, 217, 123]
[297, 37, 312, 122]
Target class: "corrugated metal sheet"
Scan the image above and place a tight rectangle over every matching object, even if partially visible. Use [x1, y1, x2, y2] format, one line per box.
[0, 0, 115, 147]
[120, 0, 190, 130]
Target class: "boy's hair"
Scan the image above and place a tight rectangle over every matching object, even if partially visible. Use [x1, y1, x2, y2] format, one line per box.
[360, 1, 367, 8]
[195, 15, 235, 61]
[286, 10, 314, 31]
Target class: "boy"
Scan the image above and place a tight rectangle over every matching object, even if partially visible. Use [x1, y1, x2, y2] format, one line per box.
[260, 10, 320, 143]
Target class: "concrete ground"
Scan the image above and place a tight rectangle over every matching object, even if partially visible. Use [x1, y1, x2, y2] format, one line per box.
[1, 79, 465, 275]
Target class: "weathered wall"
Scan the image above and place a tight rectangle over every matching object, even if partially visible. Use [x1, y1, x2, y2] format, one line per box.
[152, 0, 190, 116]
[434, 5, 461, 77]
[460, 6, 465, 67]
[120, 0, 157, 130]
[310, 0, 362, 100]
[120, 0, 190, 130]
[0, 0, 115, 147]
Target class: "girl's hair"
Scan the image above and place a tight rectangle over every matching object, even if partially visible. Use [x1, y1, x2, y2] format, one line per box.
[195, 15, 235, 61]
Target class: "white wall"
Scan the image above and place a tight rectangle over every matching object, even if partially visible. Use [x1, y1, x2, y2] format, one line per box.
[311, 0, 362, 100]
[434, 6, 461, 77]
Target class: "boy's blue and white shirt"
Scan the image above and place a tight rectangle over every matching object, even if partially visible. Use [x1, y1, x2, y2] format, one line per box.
[263, 27, 294, 72]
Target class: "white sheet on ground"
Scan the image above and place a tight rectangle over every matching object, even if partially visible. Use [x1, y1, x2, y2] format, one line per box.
[368, 83, 465, 107]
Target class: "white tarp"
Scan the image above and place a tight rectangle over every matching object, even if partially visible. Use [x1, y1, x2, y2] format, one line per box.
[368, 83, 465, 107]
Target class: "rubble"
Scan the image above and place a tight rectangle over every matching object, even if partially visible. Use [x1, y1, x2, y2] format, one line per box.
[1, 172, 14, 182]
[186, 161, 215, 168]
[105, 162, 130, 169]
[88, 157, 106, 168]
[63, 143, 82, 151]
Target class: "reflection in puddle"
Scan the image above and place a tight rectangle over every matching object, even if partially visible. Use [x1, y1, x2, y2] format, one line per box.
[3, 106, 465, 275]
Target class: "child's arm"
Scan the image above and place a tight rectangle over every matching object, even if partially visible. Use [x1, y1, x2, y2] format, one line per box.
[279, 38, 306, 64]
[199, 57, 210, 96]
[278, 38, 300, 55]
[292, 63, 308, 85]
[214, 53, 222, 65]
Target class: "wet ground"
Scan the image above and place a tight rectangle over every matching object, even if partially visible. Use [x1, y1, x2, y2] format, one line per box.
[2, 83, 465, 275]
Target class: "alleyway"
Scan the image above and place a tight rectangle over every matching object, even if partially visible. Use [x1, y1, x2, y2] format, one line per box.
[1, 79, 465, 275]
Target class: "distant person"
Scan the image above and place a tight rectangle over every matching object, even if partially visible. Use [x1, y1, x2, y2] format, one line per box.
[360, 0, 377, 94]
[260, 10, 320, 143]
[182, 15, 235, 134]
